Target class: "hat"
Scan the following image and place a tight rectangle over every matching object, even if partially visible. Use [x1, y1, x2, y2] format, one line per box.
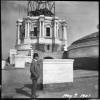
[33, 53, 39, 58]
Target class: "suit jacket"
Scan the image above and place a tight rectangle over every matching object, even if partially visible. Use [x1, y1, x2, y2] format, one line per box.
[30, 59, 40, 80]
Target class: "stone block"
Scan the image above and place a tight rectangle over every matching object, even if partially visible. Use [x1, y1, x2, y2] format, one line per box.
[9, 49, 17, 65]
[2, 60, 6, 69]
[15, 61, 25, 68]
[42, 59, 74, 91]
[14, 55, 29, 68]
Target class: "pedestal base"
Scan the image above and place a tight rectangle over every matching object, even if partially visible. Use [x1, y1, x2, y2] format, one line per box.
[43, 82, 73, 92]
[39, 59, 74, 91]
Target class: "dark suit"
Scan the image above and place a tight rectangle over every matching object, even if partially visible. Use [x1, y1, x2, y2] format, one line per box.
[30, 59, 40, 97]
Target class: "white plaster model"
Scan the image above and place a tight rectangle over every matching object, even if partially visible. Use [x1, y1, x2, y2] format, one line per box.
[2, 60, 6, 69]
[43, 59, 74, 84]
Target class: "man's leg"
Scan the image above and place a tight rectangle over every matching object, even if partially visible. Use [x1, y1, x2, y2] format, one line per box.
[31, 79, 37, 98]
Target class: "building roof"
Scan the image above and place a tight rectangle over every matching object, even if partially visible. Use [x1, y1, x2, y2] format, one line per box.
[68, 31, 99, 50]
[72, 31, 99, 45]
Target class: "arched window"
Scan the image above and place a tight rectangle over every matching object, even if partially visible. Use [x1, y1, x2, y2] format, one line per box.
[44, 57, 53, 59]
[47, 45, 50, 50]
[34, 27, 37, 36]
[45, 44, 52, 52]
[45, 24, 52, 37]
[46, 27, 50, 36]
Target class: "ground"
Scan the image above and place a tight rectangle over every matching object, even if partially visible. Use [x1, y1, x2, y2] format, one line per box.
[2, 67, 98, 98]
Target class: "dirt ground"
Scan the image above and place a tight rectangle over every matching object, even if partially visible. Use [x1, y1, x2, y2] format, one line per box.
[1, 67, 98, 98]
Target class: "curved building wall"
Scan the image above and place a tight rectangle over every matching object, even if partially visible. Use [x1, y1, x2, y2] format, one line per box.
[68, 32, 99, 58]
[68, 43, 99, 58]
[67, 32, 99, 70]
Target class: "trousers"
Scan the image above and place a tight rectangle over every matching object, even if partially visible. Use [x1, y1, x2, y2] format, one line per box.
[31, 79, 37, 97]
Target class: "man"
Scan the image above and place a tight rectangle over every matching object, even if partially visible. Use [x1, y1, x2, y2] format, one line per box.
[30, 53, 40, 98]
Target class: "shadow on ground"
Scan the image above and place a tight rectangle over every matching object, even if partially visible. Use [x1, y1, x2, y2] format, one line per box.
[15, 88, 31, 97]
[15, 83, 43, 97]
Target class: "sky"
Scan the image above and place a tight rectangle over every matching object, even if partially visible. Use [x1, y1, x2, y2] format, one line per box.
[1, 1, 99, 59]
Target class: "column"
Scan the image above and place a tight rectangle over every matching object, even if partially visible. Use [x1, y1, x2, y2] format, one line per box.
[62, 25, 64, 40]
[17, 23, 21, 44]
[58, 28, 60, 39]
[17, 24, 20, 44]
[63, 26, 65, 40]
[60, 26, 62, 39]
[65, 26, 68, 46]
[41, 21, 43, 37]
[63, 25, 68, 47]
[56, 23, 58, 38]
[39, 21, 41, 37]
[25, 22, 28, 38]
[64, 26, 67, 40]
[63, 25, 67, 40]
[27, 22, 30, 37]
[43, 21, 44, 37]
[16, 24, 18, 44]
[54, 22, 56, 38]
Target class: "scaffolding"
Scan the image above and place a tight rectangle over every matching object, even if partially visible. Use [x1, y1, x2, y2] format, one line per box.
[27, 1, 55, 16]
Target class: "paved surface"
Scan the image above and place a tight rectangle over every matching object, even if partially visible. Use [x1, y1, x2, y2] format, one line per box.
[2, 67, 98, 98]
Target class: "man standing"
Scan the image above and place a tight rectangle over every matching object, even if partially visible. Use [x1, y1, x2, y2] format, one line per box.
[30, 53, 40, 98]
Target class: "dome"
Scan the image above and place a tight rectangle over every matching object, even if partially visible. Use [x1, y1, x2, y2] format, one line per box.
[72, 32, 99, 45]
[68, 31, 99, 58]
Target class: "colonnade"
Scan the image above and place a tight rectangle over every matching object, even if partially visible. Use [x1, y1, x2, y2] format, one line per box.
[16, 20, 22, 44]
[16, 20, 30, 44]
[16, 16, 67, 45]
[25, 21, 30, 38]
[54, 20, 67, 40]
